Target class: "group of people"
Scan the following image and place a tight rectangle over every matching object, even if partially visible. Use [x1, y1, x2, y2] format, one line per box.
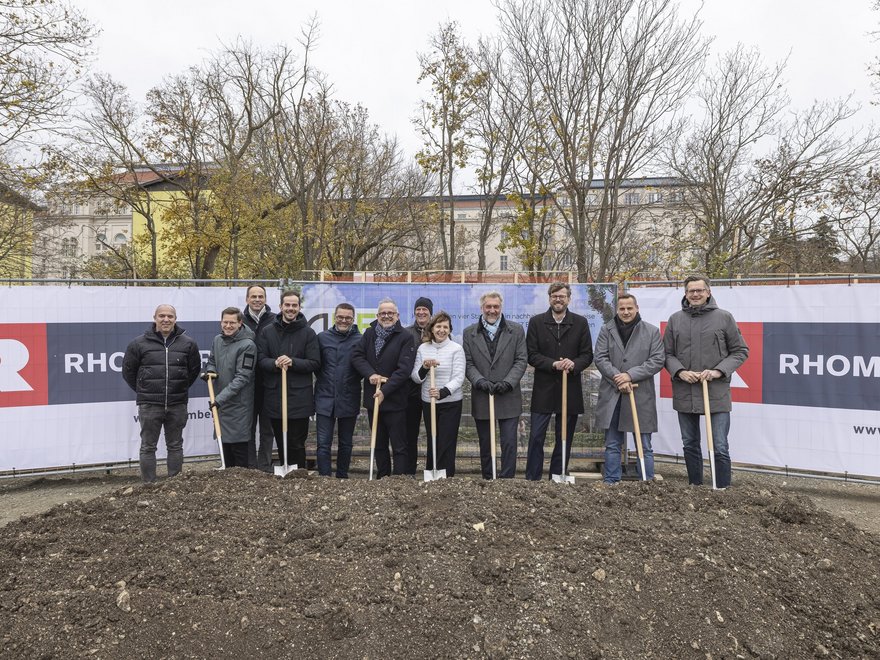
[121, 276, 748, 489]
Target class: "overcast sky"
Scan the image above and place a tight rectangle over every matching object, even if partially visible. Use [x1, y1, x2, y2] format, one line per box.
[78, 0, 880, 159]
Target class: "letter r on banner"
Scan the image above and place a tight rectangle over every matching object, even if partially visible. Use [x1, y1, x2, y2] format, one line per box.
[0, 324, 48, 407]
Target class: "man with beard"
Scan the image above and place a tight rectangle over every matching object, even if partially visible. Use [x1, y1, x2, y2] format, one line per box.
[351, 298, 416, 478]
[524, 283, 594, 481]
[462, 291, 528, 479]
[256, 290, 321, 470]
[594, 293, 664, 483]
[242, 285, 276, 471]
[664, 275, 748, 489]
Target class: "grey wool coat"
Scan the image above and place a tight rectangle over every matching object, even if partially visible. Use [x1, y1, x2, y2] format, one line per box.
[205, 324, 257, 444]
[594, 319, 664, 433]
[462, 317, 528, 420]
[663, 296, 749, 414]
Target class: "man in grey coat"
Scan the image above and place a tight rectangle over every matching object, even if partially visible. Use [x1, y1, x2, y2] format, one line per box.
[204, 307, 257, 468]
[463, 291, 528, 479]
[664, 275, 749, 488]
[594, 293, 664, 484]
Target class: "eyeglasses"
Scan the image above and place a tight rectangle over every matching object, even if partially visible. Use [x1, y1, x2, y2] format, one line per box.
[335, 315, 354, 322]
[550, 294, 569, 300]
[377, 311, 397, 317]
[686, 288, 707, 294]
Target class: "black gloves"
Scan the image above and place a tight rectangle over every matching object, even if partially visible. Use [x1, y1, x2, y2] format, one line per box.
[437, 387, 451, 400]
[492, 381, 513, 395]
[201, 371, 217, 382]
[475, 379, 493, 393]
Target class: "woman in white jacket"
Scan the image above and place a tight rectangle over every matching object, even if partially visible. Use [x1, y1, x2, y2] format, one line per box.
[412, 311, 465, 476]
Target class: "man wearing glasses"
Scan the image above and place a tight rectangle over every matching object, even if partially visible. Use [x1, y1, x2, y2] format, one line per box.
[314, 303, 362, 478]
[351, 298, 416, 477]
[663, 275, 749, 488]
[525, 282, 594, 480]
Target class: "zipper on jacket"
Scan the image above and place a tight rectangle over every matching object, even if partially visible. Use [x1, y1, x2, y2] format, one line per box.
[164, 334, 179, 411]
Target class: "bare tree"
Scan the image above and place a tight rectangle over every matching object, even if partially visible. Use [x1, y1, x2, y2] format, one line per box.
[670, 45, 880, 276]
[818, 168, 880, 272]
[497, 0, 708, 282]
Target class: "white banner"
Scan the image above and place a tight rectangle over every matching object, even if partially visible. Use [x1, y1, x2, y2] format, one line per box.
[631, 284, 880, 478]
[0, 283, 615, 472]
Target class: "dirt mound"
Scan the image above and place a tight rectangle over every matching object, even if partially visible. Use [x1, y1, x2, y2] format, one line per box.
[1, 470, 878, 659]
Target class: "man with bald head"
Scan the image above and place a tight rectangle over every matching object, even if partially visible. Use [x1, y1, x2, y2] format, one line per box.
[123, 304, 202, 483]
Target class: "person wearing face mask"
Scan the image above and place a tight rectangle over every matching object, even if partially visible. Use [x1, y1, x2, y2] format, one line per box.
[256, 289, 321, 471]
[462, 291, 527, 479]
[351, 298, 416, 478]
[664, 275, 749, 489]
[594, 294, 664, 484]
[404, 296, 434, 474]
[314, 303, 362, 478]
[411, 311, 466, 477]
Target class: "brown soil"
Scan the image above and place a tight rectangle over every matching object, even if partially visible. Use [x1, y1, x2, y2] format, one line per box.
[1, 469, 878, 659]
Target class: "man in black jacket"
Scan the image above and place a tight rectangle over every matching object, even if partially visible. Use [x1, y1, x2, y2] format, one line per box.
[525, 283, 594, 480]
[122, 304, 202, 483]
[256, 290, 321, 470]
[351, 298, 416, 478]
[242, 284, 276, 471]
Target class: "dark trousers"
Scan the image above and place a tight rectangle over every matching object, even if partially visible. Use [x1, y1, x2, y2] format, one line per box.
[423, 399, 462, 477]
[366, 408, 408, 478]
[525, 412, 578, 480]
[222, 442, 249, 468]
[404, 394, 422, 474]
[250, 408, 275, 473]
[475, 416, 519, 479]
[137, 403, 187, 483]
[269, 417, 309, 469]
[315, 414, 356, 478]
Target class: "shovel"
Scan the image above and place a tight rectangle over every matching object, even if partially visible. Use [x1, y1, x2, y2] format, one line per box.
[701, 379, 718, 490]
[206, 374, 226, 470]
[275, 364, 297, 477]
[626, 383, 647, 481]
[368, 376, 388, 481]
[489, 393, 497, 480]
[424, 365, 447, 482]
[552, 368, 575, 484]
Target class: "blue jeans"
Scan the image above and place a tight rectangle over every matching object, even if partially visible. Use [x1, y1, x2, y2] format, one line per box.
[525, 412, 578, 480]
[677, 411, 731, 488]
[603, 398, 654, 483]
[315, 414, 356, 478]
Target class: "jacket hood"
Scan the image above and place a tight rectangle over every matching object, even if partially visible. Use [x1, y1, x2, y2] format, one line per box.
[222, 323, 255, 343]
[274, 312, 308, 332]
[681, 295, 718, 316]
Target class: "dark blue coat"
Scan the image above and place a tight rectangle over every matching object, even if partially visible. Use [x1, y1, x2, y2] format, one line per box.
[315, 325, 363, 418]
[350, 320, 415, 413]
[257, 313, 321, 419]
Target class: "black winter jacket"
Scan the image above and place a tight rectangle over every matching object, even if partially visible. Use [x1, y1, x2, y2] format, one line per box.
[526, 309, 594, 414]
[122, 325, 202, 407]
[257, 313, 321, 419]
[351, 320, 416, 412]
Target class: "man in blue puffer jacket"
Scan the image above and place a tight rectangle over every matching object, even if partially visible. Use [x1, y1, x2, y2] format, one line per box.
[122, 304, 202, 483]
[314, 303, 362, 478]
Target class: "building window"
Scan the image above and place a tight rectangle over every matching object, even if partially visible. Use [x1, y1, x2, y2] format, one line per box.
[95, 232, 107, 252]
[586, 194, 598, 206]
[624, 192, 640, 205]
[647, 192, 663, 204]
[113, 232, 127, 244]
[61, 238, 77, 258]
[499, 255, 508, 271]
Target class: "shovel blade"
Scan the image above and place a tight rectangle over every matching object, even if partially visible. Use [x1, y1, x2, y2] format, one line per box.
[274, 464, 298, 478]
[423, 468, 447, 482]
[551, 473, 575, 484]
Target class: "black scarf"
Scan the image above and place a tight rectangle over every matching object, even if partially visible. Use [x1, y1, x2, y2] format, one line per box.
[614, 313, 641, 347]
